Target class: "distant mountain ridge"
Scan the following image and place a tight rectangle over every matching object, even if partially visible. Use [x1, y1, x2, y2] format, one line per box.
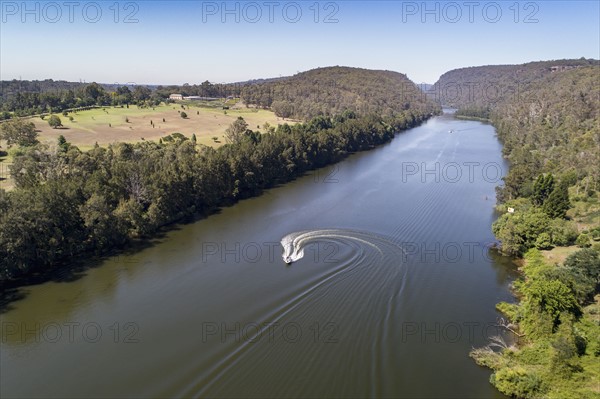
[239, 66, 440, 120]
[430, 58, 598, 109]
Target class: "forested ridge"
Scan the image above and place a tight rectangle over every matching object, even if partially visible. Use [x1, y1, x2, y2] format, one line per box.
[431, 58, 597, 113]
[0, 67, 440, 284]
[240, 66, 438, 120]
[434, 60, 600, 398]
[433, 60, 600, 254]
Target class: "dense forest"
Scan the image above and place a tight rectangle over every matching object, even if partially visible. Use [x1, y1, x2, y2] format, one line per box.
[434, 60, 600, 398]
[0, 68, 440, 284]
[240, 66, 438, 120]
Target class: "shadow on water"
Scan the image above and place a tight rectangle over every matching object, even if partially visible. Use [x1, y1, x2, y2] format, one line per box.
[488, 248, 521, 287]
[0, 227, 179, 314]
[0, 288, 27, 314]
[0, 206, 224, 314]
[0, 159, 349, 314]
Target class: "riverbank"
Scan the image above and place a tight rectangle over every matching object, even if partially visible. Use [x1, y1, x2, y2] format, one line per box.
[470, 248, 600, 399]
[0, 111, 436, 290]
[0, 113, 512, 398]
[474, 86, 600, 397]
[454, 115, 491, 123]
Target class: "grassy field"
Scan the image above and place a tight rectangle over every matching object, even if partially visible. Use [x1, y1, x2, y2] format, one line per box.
[0, 102, 296, 190]
[30, 103, 292, 148]
[540, 245, 580, 265]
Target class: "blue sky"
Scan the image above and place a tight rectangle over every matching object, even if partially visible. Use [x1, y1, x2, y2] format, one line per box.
[1, 1, 598, 84]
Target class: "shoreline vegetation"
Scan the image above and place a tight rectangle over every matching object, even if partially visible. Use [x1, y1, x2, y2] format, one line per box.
[436, 60, 600, 398]
[453, 114, 491, 123]
[0, 66, 440, 290]
[470, 249, 600, 399]
[0, 111, 435, 291]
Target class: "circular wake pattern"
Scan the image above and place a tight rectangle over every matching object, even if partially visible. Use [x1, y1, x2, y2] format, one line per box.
[281, 228, 404, 264]
[177, 229, 409, 398]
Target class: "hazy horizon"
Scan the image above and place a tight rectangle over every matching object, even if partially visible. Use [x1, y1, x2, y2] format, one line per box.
[1, 1, 598, 85]
[2, 58, 598, 87]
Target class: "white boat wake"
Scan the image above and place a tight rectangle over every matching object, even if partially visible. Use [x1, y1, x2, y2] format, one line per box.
[191, 229, 409, 397]
[280, 229, 405, 264]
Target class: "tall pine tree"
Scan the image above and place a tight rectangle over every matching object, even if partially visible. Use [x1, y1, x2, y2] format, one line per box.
[532, 174, 555, 206]
[543, 182, 570, 218]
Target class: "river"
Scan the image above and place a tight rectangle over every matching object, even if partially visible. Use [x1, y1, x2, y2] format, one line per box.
[1, 112, 517, 398]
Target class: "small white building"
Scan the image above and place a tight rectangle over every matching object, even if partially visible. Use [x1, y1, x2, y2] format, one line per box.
[169, 94, 183, 101]
[507, 207, 515, 214]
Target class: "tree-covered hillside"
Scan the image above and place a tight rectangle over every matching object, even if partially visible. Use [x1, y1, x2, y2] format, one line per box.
[241, 66, 439, 120]
[484, 64, 599, 259]
[493, 66, 599, 202]
[431, 58, 597, 111]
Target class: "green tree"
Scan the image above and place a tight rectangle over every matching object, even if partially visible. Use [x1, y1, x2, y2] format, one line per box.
[549, 218, 578, 246]
[0, 118, 38, 147]
[115, 86, 133, 104]
[48, 115, 62, 129]
[224, 117, 249, 144]
[180, 111, 188, 119]
[565, 248, 600, 285]
[57, 135, 70, 152]
[543, 182, 570, 218]
[532, 174, 555, 206]
[133, 86, 151, 103]
[534, 232, 552, 249]
[575, 233, 591, 248]
[272, 100, 294, 118]
[83, 82, 105, 104]
[491, 367, 543, 399]
[549, 314, 586, 375]
[492, 208, 551, 256]
[522, 277, 580, 334]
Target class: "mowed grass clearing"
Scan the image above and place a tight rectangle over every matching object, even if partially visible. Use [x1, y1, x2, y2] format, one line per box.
[540, 245, 580, 265]
[32, 103, 294, 148]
